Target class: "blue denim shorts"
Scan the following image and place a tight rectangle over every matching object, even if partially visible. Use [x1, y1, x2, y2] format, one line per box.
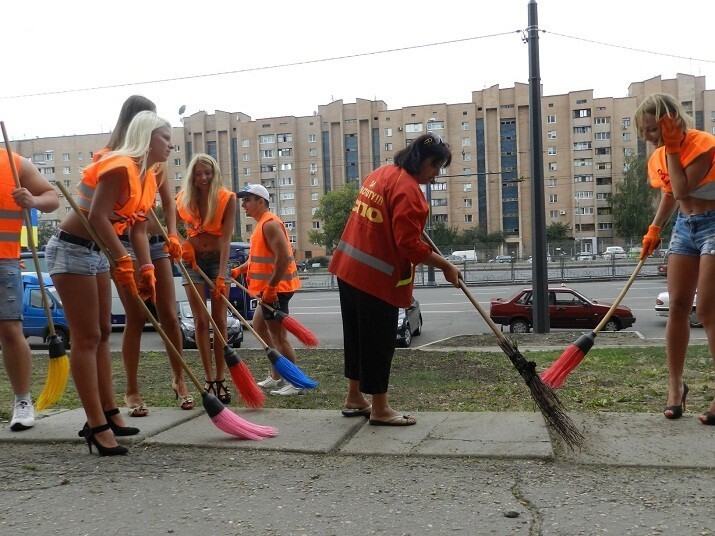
[45, 235, 110, 276]
[0, 259, 23, 320]
[181, 256, 229, 286]
[120, 235, 169, 262]
[668, 209, 715, 257]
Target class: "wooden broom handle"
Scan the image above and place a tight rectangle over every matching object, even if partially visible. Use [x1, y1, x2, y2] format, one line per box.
[592, 258, 645, 334]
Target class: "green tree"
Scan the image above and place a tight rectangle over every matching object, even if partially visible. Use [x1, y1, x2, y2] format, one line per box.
[545, 221, 574, 254]
[431, 221, 459, 250]
[612, 154, 659, 240]
[37, 221, 55, 249]
[463, 226, 505, 261]
[308, 183, 359, 253]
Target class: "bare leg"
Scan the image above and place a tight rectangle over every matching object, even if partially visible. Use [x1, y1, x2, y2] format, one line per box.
[695, 255, 715, 420]
[186, 283, 214, 386]
[0, 321, 32, 395]
[253, 305, 282, 378]
[117, 271, 147, 413]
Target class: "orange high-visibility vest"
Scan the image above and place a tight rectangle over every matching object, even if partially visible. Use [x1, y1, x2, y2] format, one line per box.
[176, 188, 235, 237]
[0, 149, 24, 259]
[247, 211, 301, 295]
[75, 154, 157, 236]
[648, 129, 715, 199]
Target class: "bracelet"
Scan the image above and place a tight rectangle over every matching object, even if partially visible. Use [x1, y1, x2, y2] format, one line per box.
[140, 263, 154, 271]
[116, 253, 131, 262]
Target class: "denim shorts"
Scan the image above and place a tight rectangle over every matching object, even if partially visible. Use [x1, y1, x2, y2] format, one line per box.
[45, 235, 110, 276]
[181, 256, 229, 286]
[120, 235, 170, 262]
[668, 209, 715, 257]
[0, 259, 23, 320]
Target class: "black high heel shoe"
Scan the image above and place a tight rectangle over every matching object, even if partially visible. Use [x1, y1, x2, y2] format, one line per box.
[215, 379, 231, 405]
[664, 383, 689, 420]
[79, 423, 128, 456]
[78, 408, 140, 438]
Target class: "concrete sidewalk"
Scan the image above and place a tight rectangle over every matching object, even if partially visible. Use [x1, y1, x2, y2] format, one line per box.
[1, 406, 713, 468]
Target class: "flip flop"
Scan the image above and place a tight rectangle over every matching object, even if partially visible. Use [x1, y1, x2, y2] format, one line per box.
[126, 403, 149, 418]
[369, 414, 416, 426]
[341, 405, 371, 418]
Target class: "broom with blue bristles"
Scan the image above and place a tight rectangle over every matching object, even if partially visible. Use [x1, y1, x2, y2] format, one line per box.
[1, 121, 69, 411]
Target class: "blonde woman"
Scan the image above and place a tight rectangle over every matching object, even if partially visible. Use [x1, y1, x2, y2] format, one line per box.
[176, 154, 236, 404]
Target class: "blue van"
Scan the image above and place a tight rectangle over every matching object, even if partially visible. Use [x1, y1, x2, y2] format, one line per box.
[228, 242, 255, 320]
[21, 272, 70, 348]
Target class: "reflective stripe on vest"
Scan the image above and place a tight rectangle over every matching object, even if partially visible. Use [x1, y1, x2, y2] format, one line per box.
[0, 209, 23, 220]
[336, 240, 394, 276]
[75, 182, 126, 222]
[0, 231, 21, 242]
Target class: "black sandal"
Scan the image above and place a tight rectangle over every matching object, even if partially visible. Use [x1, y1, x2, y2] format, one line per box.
[215, 379, 231, 405]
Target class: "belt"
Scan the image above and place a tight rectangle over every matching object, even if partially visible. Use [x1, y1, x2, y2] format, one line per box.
[196, 251, 220, 260]
[119, 234, 165, 244]
[56, 229, 102, 252]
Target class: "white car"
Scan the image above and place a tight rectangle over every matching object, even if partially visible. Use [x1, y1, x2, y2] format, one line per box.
[602, 246, 627, 260]
[655, 291, 701, 328]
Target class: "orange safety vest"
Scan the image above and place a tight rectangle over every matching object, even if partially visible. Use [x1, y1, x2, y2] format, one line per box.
[247, 211, 301, 295]
[75, 154, 158, 236]
[648, 129, 715, 198]
[176, 188, 235, 237]
[328, 164, 432, 308]
[0, 149, 24, 259]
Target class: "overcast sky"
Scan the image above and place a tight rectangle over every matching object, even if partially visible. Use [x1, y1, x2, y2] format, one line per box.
[2, 0, 714, 140]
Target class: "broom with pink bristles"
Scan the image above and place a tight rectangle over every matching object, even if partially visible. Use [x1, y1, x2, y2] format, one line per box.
[57, 182, 274, 440]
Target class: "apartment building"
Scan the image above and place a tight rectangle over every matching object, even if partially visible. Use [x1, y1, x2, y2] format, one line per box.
[11, 74, 712, 261]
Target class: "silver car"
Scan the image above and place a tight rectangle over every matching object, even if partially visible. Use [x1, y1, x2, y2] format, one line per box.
[655, 291, 701, 328]
[178, 300, 244, 349]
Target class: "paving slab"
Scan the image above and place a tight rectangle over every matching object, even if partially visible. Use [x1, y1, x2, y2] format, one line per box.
[0, 406, 202, 445]
[143, 408, 365, 453]
[340, 411, 554, 459]
[559, 412, 715, 468]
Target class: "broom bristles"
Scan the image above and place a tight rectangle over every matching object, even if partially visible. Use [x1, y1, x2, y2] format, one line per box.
[268, 348, 318, 389]
[201, 391, 276, 439]
[278, 313, 319, 348]
[34, 354, 70, 411]
[229, 360, 266, 408]
[541, 332, 596, 389]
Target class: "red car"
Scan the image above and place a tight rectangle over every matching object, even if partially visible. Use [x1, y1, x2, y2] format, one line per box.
[489, 287, 636, 333]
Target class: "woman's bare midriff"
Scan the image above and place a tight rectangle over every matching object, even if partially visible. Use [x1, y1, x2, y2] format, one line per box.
[680, 197, 715, 215]
[188, 233, 221, 254]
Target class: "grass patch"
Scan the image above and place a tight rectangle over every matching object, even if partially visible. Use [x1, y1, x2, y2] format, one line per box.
[1, 346, 714, 420]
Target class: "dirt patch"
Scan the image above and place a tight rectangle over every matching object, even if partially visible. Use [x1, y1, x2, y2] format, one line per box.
[428, 331, 645, 349]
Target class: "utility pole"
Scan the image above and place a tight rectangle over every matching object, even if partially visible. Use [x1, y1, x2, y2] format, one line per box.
[526, 0, 549, 333]
[426, 119, 437, 286]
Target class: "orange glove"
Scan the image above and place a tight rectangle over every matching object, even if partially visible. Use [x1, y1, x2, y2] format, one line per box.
[659, 115, 684, 154]
[261, 285, 278, 306]
[212, 275, 227, 301]
[640, 225, 661, 259]
[230, 264, 247, 280]
[164, 234, 182, 262]
[138, 264, 156, 304]
[114, 256, 138, 296]
[181, 241, 197, 269]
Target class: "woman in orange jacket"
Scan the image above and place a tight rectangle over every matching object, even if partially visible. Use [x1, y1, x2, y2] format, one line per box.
[176, 153, 236, 404]
[46, 111, 174, 455]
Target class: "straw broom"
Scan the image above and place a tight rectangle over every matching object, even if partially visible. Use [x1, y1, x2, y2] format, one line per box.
[422, 231, 583, 449]
[230, 277, 318, 348]
[1, 121, 69, 410]
[194, 265, 318, 390]
[56, 182, 275, 439]
[148, 210, 265, 408]
[541, 258, 646, 388]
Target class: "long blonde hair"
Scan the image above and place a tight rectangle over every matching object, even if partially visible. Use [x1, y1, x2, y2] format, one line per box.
[634, 93, 695, 142]
[179, 153, 224, 225]
[106, 111, 170, 177]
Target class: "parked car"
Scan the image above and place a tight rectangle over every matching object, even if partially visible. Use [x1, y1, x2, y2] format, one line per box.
[228, 241, 255, 320]
[602, 246, 627, 260]
[396, 297, 422, 347]
[655, 291, 701, 328]
[444, 254, 466, 263]
[177, 300, 243, 349]
[577, 252, 595, 261]
[489, 286, 636, 333]
[490, 255, 513, 263]
[21, 272, 70, 348]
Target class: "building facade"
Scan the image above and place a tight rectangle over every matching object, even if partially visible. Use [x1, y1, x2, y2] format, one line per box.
[11, 74, 713, 261]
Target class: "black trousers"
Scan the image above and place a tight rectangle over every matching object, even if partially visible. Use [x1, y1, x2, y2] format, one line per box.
[337, 278, 398, 394]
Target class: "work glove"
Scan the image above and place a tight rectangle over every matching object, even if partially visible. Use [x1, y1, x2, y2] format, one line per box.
[164, 234, 182, 262]
[230, 264, 247, 281]
[640, 225, 661, 259]
[114, 256, 138, 296]
[138, 264, 156, 304]
[181, 241, 198, 269]
[659, 115, 684, 154]
[212, 275, 227, 301]
[261, 285, 278, 307]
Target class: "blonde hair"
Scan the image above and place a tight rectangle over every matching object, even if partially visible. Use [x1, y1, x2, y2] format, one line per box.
[634, 93, 694, 141]
[179, 153, 225, 226]
[106, 111, 171, 177]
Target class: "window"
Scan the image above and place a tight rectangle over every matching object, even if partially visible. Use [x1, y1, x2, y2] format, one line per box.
[77, 152, 83, 160]
[594, 117, 610, 125]
[405, 123, 423, 133]
[624, 148, 634, 157]
[427, 120, 444, 130]
[464, 214, 473, 223]
[462, 168, 471, 176]
[261, 149, 275, 158]
[431, 198, 448, 207]
[280, 206, 296, 216]
[461, 137, 471, 147]
[312, 221, 320, 230]
[174, 172, 182, 180]
[278, 148, 292, 157]
[596, 192, 612, 200]
[574, 175, 593, 183]
[280, 192, 295, 201]
[464, 199, 472, 208]
[280, 163, 292, 171]
[574, 158, 592, 167]
[277, 133, 292, 142]
[344, 119, 356, 125]
[308, 134, 316, 142]
[575, 191, 593, 199]
[547, 130, 556, 139]
[63, 179, 71, 187]
[432, 181, 447, 191]
[596, 106, 606, 111]
[595, 147, 611, 155]
[574, 142, 592, 150]
[463, 183, 472, 192]
[548, 178, 557, 187]
[576, 99, 587, 104]
[622, 133, 632, 142]
[243, 168, 250, 176]
[596, 162, 612, 170]
[573, 126, 591, 135]
[259, 134, 275, 144]
[595, 132, 611, 140]
[462, 152, 471, 161]
[174, 158, 181, 166]
[622, 118, 631, 129]
[547, 147, 557, 155]
[385, 143, 393, 151]
[260, 164, 276, 172]
[311, 193, 319, 201]
[384, 128, 392, 137]
[62, 167, 71, 174]
[550, 210, 559, 219]
[40, 167, 55, 174]
[598, 222, 613, 231]
[461, 122, 469, 131]
[572, 109, 591, 118]
[549, 194, 558, 203]
[279, 177, 294, 186]
[575, 206, 594, 215]
[310, 163, 318, 172]
[310, 177, 319, 187]
[62, 153, 70, 161]
[547, 115, 556, 124]
[242, 139, 250, 148]
[243, 154, 250, 162]
[32, 153, 44, 163]
[309, 148, 317, 157]
[45, 151, 55, 161]
[548, 163, 557, 171]
[434, 214, 448, 223]
[311, 207, 318, 216]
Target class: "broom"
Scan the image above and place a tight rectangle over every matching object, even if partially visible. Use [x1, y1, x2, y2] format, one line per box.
[56, 182, 275, 440]
[541, 258, 646, 388]
[1, 121, 69, 411]
[422, 231, 583, 449]
[194, 265, 318, 390]
[230, 277, 318, 348]
[148, 210, 265, 408]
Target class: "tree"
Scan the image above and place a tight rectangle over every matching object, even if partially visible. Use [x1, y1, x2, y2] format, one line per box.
[431, 221, 459, 249]
[37, 220, 56, 249]
[612, 154, 659, 241]
[461, 226, 506, 261]
[308, 182, 359, 253]
[545, 221, 574, 255]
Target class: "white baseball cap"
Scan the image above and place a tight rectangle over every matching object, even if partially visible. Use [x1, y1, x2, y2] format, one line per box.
[238, 184, 270, 201]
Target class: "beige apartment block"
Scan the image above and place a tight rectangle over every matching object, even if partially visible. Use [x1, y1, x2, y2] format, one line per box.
[10, 74, 713, 261]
